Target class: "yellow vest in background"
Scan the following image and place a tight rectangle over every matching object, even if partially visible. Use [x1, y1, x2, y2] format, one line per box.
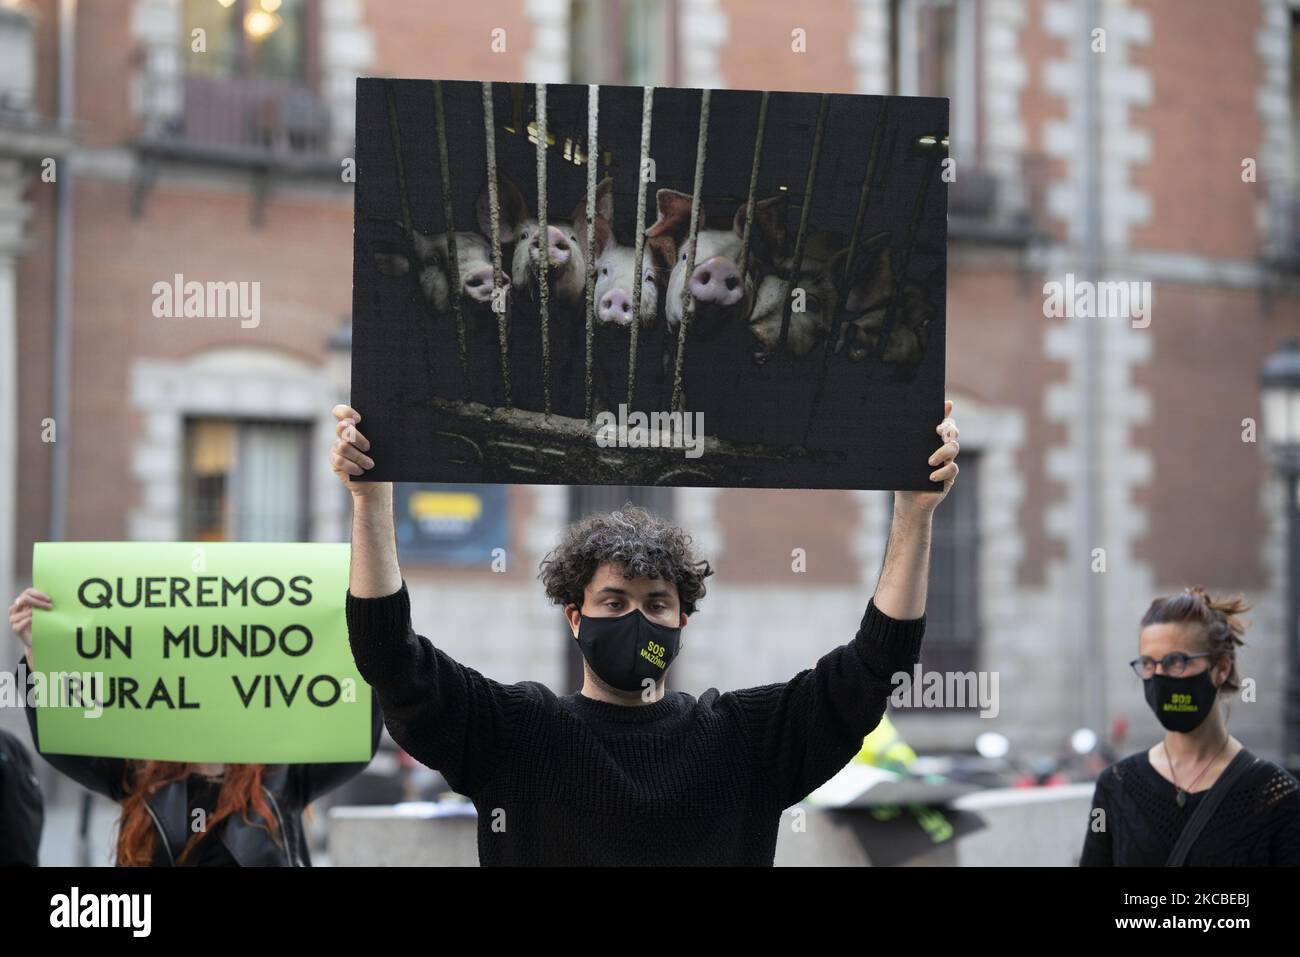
[854, 714, 916, 772]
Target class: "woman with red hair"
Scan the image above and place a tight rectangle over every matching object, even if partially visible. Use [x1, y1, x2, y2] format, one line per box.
[10, 588, 381, 866]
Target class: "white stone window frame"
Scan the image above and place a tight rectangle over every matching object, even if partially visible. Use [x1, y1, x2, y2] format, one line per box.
[894, 0, 980, 163]
[129, 347, 346, 543]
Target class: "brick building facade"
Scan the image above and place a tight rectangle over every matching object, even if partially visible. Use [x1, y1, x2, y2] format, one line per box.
[2, 0, 1298, 763]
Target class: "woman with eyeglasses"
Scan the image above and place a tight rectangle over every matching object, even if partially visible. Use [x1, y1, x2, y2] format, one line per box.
[1080, 587, 1300, 866]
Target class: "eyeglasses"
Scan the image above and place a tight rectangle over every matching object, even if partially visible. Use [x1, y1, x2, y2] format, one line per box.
[1129, 652, 1213, 679]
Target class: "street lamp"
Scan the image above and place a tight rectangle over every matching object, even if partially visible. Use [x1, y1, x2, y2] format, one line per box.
[1260, 337, 1300, 773]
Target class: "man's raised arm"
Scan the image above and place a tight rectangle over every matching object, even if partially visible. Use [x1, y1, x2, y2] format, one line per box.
[330, 405, 527, 797]
[874, 399, 960, 618]
[330, 405, 400, 598]
[724, 401, 961, 809]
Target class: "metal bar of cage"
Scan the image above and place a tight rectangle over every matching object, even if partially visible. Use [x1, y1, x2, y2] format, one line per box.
[737, 91, 769, 282]
[433, 81, 471, 397]
[583, 84, 599, 423]
[481, 81, 512, 408]
[844, 99, 889, 295]
[535, 83, 551, 417]
[803, 97, 890, 444]
[868, 133, 945, 365]
[626, 86, 654, 409]
[670, 88, 711, 414]
[383, 81, 413, 244]
[777, 93, 830, 354]
[384, 80, 438, 391]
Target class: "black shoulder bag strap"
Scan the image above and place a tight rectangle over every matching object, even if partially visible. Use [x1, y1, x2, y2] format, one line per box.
[1165, 748, 1258, 867]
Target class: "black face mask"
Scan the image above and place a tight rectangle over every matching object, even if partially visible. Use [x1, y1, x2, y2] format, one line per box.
[1143, 670, 1219, 733]
[574, 608, 682, 694]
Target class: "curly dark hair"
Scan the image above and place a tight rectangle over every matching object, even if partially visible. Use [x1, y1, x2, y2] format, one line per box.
[538, 503, 714, 615]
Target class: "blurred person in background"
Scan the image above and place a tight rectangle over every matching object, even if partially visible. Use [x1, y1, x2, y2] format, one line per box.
[334, 400, 960, 865]
[1080, 588, 1300, 866]
[0, 726, 44, 866]
[10, 589, 382, 866]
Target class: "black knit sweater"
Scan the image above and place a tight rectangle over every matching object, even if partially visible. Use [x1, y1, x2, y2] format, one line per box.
[1079, 749, 1300, 865]
[345, 582, 925, 866]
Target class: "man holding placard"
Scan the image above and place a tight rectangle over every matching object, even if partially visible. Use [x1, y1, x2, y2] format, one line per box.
[334, 399, 959, 866]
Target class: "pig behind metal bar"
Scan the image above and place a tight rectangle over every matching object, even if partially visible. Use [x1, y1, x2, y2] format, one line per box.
[737, 91, 769, 283]
[433, 80, 471, 398]
[587, 178, 667, 418]
[481, 81, 511, 409]
[749, 230, 846, 362]
[583, 84, 599, 423]
[776, 94, 830, 354]
[802, 97, 890, 443]
[670, 88, 711, 414]
[627, 86, 654, 409]
[535, 83, 551, 417]
[865, 132, 946, 367]
[370, 217, 500, 318]
[379, 82, 937, 464]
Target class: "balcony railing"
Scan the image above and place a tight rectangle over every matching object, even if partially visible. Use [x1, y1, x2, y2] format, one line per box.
[947, 153, 1051, 246]
[133, 43, 337, 174]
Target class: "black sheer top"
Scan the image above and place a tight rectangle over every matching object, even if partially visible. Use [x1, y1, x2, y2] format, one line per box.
[1080, 749, 1300, 865]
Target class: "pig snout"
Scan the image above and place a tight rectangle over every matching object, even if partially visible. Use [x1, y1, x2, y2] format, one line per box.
[542, 225, 572, 267]
[462, 265, 497, 304]
[599, 289, 635, 326]
[689, 256, 744, 307]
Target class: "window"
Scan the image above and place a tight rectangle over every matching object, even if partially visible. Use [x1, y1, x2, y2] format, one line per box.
[183, 418, 311, 541]
[891, 0, 1044, 235]
[184, 0, 314, 83]
[0, 7, 36, 115]
[891, 0, 978, 162]
[167, 0, 327, 162]
[569, 0, 675, 86]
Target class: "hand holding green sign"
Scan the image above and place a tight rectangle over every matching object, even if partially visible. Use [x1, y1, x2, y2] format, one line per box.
[28, 542, 370, 763]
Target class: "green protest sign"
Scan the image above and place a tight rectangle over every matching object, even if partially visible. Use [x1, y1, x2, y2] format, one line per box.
[30, 542, 369, 763]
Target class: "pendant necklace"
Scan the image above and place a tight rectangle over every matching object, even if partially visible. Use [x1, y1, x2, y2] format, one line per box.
[1164, 735, 1229, 808]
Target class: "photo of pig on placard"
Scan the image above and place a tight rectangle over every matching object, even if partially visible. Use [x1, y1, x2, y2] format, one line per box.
[350, 79, 947, 490]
